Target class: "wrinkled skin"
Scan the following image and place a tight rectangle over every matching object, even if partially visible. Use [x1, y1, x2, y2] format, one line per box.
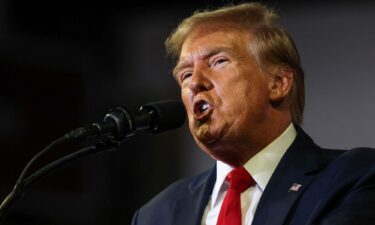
[174, 23, 293, 166]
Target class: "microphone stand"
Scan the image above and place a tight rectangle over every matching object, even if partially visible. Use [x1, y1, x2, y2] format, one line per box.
[0, 140, 120, 224]
[0, 100, 185, 224]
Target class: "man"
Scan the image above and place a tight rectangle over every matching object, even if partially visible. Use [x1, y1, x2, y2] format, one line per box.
[132, 2, 375, 225]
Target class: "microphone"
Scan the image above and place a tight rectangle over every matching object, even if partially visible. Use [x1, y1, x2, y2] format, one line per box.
[0, 100, 185, 223]
[66, 100, 186, 141]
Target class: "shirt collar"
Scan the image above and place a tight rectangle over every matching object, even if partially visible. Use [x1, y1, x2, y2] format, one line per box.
[210, 123, 297, 208]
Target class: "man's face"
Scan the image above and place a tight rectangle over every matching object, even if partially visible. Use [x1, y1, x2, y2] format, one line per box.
[174, 24, 275, 164]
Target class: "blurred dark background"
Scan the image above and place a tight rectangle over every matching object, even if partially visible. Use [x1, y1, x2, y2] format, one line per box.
[0, 0, 374, 224]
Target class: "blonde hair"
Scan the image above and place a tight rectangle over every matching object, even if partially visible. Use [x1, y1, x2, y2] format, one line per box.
[165, 2, 305, 125]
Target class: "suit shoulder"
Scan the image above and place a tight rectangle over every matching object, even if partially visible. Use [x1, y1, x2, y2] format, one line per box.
[131, 168, 216, 225]
[136, 168, 214, 213]
[340, 147, 375, 163]
[322, 147, 375, 179]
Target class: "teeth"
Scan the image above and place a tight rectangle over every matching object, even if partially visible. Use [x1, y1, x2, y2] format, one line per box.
[200, 103, 209, 112]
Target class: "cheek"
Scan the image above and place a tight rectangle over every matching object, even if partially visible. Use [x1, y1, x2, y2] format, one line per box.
[218, 79, 267, 122]
[181, 88, 190, 107]
[181, 88, 194, 119]
[220, 81, 253, 109]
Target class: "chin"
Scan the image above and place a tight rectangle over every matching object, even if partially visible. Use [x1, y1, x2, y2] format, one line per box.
[190, 117, 228, 147]
[194, 126, 226, 150]
[193, 123, 214, 143]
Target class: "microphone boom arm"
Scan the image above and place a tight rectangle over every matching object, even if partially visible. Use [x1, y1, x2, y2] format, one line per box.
[0, 140, 120, 224]
[0, 100, 186, 224]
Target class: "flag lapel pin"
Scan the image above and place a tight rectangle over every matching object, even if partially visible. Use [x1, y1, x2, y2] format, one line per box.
[289, 183, 303, 192]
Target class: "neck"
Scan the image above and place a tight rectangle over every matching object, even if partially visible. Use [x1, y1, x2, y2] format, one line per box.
[213, 118, 293, 167]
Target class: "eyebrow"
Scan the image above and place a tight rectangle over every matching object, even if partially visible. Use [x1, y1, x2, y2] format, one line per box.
[172, 47, 232, 79]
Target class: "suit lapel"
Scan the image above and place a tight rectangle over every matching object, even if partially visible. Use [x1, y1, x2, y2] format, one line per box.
[252, 128, 329, 225]
[172, 167, 216, 225]
[168, 128, 334, 225]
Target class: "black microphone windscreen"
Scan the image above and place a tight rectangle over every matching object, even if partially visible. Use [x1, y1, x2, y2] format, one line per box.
[141, 100, 186, 133]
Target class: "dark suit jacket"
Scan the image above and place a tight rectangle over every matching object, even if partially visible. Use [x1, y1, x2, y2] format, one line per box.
[132, 128, 375, 225]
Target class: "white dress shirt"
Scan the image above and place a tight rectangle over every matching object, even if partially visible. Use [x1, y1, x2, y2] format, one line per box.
[201, 123, 297, 225]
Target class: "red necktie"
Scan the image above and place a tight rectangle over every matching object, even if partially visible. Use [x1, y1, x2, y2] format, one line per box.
[216, 166, 254, 225]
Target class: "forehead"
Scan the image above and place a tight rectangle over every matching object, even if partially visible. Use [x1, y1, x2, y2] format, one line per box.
[174, 24, 252, 74]
[180, 24, 250, 58]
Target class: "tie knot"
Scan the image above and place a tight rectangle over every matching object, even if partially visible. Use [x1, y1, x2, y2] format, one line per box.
[226, 167, 254, 193]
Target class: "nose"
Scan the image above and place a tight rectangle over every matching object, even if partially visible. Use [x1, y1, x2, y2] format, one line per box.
[188, 64, 213, 94]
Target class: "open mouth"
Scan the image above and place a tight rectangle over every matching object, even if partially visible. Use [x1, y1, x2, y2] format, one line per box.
[193, 99, 213, 120]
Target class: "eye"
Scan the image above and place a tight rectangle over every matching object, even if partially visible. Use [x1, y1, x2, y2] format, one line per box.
[215, 58, 227, 65]
[179, 71, 192, 83]
[210, 57, 229, 68]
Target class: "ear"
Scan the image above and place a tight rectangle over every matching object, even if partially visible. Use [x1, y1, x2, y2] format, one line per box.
[268, 68, 294, 102]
